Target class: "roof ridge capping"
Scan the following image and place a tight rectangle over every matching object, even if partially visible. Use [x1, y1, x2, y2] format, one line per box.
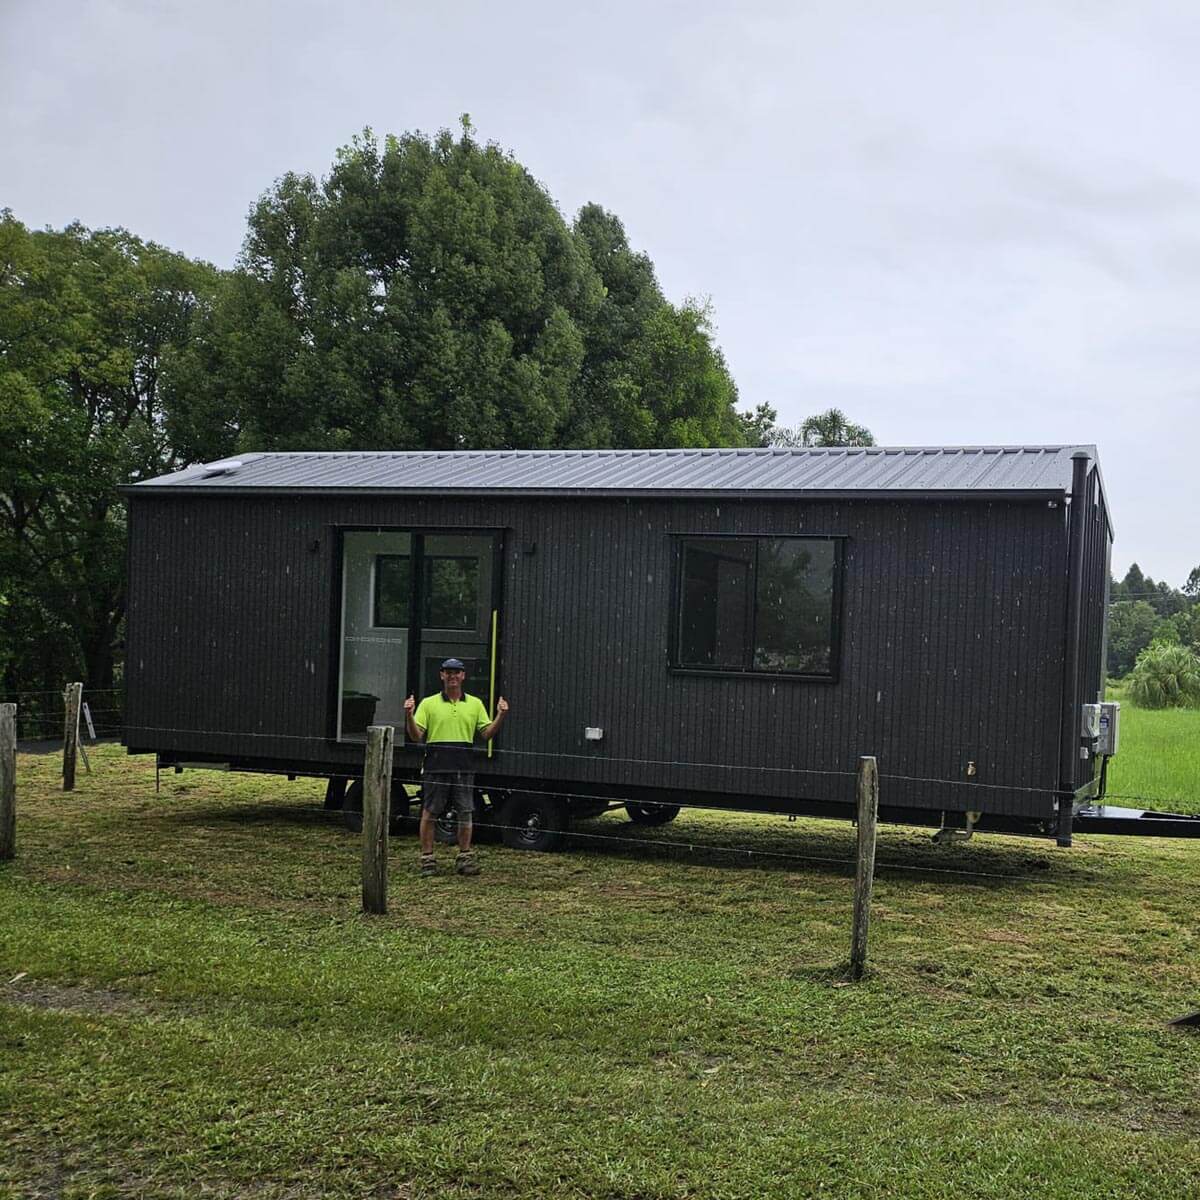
[214, 444, 1077, 460]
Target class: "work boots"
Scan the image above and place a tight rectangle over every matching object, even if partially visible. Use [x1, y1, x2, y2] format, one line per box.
[417, 851, 480, 876]
[454, 850, 481, 876]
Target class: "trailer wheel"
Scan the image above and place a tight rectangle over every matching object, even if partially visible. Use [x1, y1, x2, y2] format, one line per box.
[389, 787, 412, 835]
[429, 783, 491, 844]
[342, 780, 411, 834]
[343, 780, 364, 832]
[434, 806, 459, 844]
[625, 801, 681, 826]
[472, 791, 505, 844]
[500, 792, 567, 852]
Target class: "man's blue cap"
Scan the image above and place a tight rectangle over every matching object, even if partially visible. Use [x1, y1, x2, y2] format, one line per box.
[440, 657, 466, 671]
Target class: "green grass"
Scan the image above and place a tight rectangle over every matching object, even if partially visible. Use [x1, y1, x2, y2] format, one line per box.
[2, 745, 1199, 1198]
[1105, 680, 1200, 813]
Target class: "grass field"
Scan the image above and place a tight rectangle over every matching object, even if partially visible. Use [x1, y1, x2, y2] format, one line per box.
[1104, 682, 1200, 814]
[2, 743, 1199, 1199]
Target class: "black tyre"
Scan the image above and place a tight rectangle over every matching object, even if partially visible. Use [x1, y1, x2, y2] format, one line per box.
[389, 786, 412, 835]
[500, 791, 567, 852]
[626, 800, 681, 826]
[422, 781, 470, 844]
[324, 776, 348, 810]
[342, 780, 364, 832]
[434, 804, 459, 844]
[434, 785, 500, 843]
[343, 780, 410, 834]
[472, 791, 505, 844]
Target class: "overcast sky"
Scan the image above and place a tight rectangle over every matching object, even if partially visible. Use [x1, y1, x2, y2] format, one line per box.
[2, 0, 1197, 584]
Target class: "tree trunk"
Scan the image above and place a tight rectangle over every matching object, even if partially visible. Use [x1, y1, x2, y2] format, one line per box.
[80, 599, 121, 693]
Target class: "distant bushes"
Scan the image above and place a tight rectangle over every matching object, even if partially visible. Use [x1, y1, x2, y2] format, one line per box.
[1127, 642, 1200, 709]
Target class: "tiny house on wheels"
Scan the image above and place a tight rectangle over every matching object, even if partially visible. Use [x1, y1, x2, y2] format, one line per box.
[124, 445, 1117, 848]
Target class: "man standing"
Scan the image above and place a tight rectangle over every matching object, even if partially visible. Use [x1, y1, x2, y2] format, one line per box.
[404, 658, 508, 877]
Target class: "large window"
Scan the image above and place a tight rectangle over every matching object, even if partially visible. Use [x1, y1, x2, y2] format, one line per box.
[674, 536, 842, 677]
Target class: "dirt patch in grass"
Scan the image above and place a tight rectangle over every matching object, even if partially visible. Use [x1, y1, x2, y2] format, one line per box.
[4, 1138, 416, 1200]
[982, 928, 1034, 945]
[3, 977, 157, 1017]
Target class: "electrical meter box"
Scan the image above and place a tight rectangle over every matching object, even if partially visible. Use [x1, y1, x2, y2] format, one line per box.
[1097, 701, 1120, 756]
[1080, 704, 1101, 742]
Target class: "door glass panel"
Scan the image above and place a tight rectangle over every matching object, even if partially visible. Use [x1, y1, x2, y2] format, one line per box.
[339, 532, 410, 741]
[423, 556, 479, 629]
[419, 533, 495, 705]
[374, 555, 412, 628]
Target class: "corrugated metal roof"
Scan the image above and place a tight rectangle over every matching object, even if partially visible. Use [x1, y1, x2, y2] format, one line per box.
[132, 445, 1099, 497]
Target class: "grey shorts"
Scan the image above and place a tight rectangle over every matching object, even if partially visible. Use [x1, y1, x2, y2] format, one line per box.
[421, 772, 476, 818]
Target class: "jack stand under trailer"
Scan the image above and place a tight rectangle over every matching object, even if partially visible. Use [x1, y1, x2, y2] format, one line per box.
[932, 809, 982, 845]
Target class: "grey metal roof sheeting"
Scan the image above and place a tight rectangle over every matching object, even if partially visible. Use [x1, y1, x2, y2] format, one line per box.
[133, 445, 1100, 497]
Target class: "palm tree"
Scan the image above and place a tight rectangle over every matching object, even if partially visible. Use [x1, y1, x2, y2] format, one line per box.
[768, 408, 875, 448]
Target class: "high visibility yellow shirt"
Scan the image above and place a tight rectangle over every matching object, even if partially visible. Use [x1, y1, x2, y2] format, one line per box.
[413, 692, 490, 744]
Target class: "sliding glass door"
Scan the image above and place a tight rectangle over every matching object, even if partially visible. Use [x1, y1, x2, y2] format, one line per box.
[336, 530, 500, 742]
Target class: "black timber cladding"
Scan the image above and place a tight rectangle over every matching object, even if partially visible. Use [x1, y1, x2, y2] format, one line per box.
[1070, 461, 1112, 792]
[124, 478, 1085, 821]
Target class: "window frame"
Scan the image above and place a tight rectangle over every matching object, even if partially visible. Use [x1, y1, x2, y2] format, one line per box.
[668, 533, 846, 682]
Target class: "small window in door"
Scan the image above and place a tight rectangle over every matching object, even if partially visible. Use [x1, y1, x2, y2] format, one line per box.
[424, 556, 479, 630]
[374, 555, 411, 628]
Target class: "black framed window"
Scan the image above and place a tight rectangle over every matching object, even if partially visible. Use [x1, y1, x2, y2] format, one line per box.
[674, 536, 842, 677]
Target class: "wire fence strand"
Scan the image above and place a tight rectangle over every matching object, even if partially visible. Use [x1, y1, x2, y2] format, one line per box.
[122, 723, 1092, 805]
[17, 716, 1197, 813]
[280, 785, 1102, 886]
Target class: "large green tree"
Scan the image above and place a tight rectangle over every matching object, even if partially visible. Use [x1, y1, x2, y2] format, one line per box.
[0, 211, 222, 697]
[1106, 599, 1161, 678]
[174, 123, 746, 456]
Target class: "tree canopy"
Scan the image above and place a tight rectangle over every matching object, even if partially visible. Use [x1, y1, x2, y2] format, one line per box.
[173, 124, 746, 457]
[0, 211, 221, 699]
[1107, 564, 1200, 680]
[1, 121, 760, 701]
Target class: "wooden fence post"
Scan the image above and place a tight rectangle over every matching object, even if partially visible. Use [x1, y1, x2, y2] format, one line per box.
[849, 755, 879, 981]
[62, 682, 82, 793]
[362, 724, 393, 915]
[1, 703, 15, 861]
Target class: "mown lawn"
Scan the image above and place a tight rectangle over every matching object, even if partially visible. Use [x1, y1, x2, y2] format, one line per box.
[2, 744, 1198, 1199]
[1104, 682, 1200, 814]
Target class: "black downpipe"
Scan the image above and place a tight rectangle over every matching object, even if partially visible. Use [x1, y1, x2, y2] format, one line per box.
[1057, 451, 1091, 846]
